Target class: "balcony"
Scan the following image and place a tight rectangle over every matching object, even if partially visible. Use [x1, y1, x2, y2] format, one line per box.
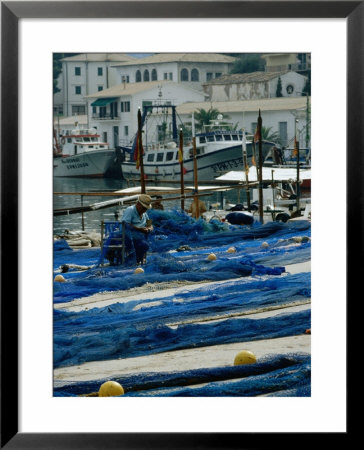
[266, 62, 311, 73]
[92, 113, 120, 121]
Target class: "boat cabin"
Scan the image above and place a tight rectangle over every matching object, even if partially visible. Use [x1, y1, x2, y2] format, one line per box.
[60, 128, 109, 156]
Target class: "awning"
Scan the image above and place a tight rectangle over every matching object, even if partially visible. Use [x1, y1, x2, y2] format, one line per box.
[91, 97, 118, 107]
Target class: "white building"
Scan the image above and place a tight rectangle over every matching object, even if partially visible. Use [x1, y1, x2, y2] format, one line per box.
[85, 80, 205, 148]
[262, 53, 311, 73]
[57, 53, 137, 117]
[53, 114, 88, 138]
[111, 53, 237, 92]
[203, 71, 307, 102]
[176, 96, 311, 148]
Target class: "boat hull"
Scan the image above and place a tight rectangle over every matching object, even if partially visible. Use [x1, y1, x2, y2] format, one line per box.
[121, 142, 274, 182]
[53, 150, 116, 178]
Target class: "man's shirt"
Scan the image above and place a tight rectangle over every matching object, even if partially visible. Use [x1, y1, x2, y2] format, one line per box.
[122, 205, 149, 238]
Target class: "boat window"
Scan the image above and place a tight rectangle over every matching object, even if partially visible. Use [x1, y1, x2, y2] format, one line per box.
[215, 134, 223, 141]
[147, 154, 155, 162]
[83, 137, 91, 142]
[207, 135, 215, 142]
[175, 152, 179, 160]
[76, 138, 82, 142]
[199, 136, 206, 144]
[223, 135, 232, 141]
[166, 152, 174, 161]
[89, 146, 94, 148]
[67, 138, 72, 143]
[99, 145, 105, 149]
[232, 135, 239, 141]
[156, 153, 164, 162]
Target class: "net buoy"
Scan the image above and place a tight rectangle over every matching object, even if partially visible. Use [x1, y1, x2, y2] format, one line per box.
[261, 242, 269, 248]
[227, 247, 236, 253]
[98, 381, 124, 397]
[134, 267, 144, 274]
[207, 253, 217, 261]
[234, 350, 257, 366]
[54, 274, 66, 282]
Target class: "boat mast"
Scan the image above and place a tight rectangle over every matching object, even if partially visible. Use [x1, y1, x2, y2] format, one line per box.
[179, 128, 185, 211]
[257, 110, 264, 223]
[137, 108, 146, 194]
[192, 112, 199, 217]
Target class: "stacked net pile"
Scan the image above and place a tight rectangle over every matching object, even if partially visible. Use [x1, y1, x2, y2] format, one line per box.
[54, 269, 310, 368]
[53, 212, 310, 304]
[54, 353, 310, 397]
[53, 210, 311, 397]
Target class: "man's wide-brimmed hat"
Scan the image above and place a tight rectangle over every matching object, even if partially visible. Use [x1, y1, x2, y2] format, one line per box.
[138, 194, 152, 209]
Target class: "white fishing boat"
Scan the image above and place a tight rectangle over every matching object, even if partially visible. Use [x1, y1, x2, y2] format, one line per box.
[120, 105, 277, 182]
[53, 127, 117, 178]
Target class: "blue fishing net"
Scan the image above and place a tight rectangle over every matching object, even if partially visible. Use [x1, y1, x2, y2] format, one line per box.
[53, 209, 311, 397]
[54, 306, 310, 369]
[53, 212, 310, 303]
[53, 353, 310, 397]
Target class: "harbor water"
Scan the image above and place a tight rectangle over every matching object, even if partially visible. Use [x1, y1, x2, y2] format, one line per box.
[53, 177, 248, 235]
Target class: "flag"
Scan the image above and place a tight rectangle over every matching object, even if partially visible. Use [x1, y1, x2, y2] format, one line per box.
[254, 110, 262, 144]
[254, 127, 261, 144]
[133, 134, 143, 170]
[293, 136, 299, 157]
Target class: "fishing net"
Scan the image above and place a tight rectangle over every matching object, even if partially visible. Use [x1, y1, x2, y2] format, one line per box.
[54, 302, 310, 369]
[53, 211, 310, 303]
[53, 209, 311, 397]
[53, 353, 310, 397]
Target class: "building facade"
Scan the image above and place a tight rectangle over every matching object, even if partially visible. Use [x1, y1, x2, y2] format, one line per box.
[176, 96, 311, 149]
[85, 80, 205, 148]
[111, 53, 237, 92]
[203, 71, 307, 102]
[56, 53, 136, 117]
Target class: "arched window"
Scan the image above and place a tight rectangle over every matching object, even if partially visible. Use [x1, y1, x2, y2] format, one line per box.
[143, 70, 150, 82]
[151, 69, 157, 81]
[191, 68, 199, 81]
[135, 70, 141, 82]
[181, 68, 189, 81]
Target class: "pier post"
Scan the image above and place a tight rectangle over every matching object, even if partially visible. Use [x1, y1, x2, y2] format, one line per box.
[81, 195, 85, 231]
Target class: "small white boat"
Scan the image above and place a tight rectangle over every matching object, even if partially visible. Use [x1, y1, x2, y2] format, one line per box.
[53, 127, 117, 178]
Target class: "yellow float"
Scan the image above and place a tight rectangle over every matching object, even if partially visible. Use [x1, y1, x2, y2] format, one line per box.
[234, 350, 257, 366]
[98, 381, 124, 397]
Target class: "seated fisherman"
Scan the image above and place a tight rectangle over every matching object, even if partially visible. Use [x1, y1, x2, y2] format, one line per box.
[122, 194, 153, 264]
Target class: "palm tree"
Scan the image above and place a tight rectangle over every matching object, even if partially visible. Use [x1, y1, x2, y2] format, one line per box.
[193, 107, 221, 132]
[261, 126, 281, 144]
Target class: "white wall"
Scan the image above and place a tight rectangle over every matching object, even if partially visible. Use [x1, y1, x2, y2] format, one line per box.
[88, 83, 205, 147]
[177, 108, 309, 148]
[269, 72, 307, 98]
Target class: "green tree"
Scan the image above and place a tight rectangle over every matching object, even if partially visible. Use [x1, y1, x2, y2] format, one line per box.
[302, 72, 311, 96]
[193, 107, 221, 132]
[261, 126, 281, 144]
[53, 53, 80, 94]
[230, 54, 265, 74]
[276, 76, 283, 97]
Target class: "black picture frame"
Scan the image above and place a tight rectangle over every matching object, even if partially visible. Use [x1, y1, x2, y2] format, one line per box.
[1, 1, 357, 448]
